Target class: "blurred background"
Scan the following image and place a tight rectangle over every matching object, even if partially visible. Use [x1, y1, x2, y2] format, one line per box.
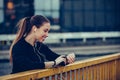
[0, 0, 120, 76]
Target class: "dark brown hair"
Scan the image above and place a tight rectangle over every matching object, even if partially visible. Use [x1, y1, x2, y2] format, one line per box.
[9, 15, 50, 62]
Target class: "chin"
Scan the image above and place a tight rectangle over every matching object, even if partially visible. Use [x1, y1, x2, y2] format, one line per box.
[42, 39, 45, 42]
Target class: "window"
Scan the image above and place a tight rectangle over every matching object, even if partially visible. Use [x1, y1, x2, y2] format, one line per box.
[0, 0, 4, 23]
[34, 0, 60, 25]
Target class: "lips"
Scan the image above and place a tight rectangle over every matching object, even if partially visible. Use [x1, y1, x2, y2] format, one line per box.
[41, 36, 47, 41]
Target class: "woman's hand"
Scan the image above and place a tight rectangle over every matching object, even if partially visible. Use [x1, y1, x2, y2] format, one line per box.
[66, 53, 75, 64]
[55, 55, 66, 66]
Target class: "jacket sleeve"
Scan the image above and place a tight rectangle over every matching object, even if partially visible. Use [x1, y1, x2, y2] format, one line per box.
[39, 43, 60, 61]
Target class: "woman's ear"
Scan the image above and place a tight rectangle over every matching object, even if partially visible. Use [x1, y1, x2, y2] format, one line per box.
[32, 25, 37, 32]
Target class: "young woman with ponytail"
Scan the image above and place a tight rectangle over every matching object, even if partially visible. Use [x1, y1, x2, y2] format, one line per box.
[10, 15, 75, 73]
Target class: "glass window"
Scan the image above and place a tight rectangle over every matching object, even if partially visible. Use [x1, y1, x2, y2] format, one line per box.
[0, 10, 3, 23]
[105, 0, 116, 11]
[34, 0, 44, 10]
[35, 11, 44, 15]
[84, 0, 94, 10]
[0, 0, 3, 7]
[0, 0, 3, 23]
[73, 0, 83, 10]
[74, 12, 83, 27]
[95, 12, 104, 26]
[51, 12, 59, 18]
[106, 12, 115, 26]
[34, 0, 60, 25]
[64, 1, 71, 10]
[85, 12, 94, 27]
[64, 12, 72, 27]
[51, 0, 59, 10]
[44, 0, 51, 10]
[116, 12, 120, 26]
[96, 0, 104, 10]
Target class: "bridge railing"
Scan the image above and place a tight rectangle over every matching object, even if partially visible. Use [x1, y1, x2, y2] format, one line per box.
[0, 53, 120, 80]
[0, 32, 120, 45]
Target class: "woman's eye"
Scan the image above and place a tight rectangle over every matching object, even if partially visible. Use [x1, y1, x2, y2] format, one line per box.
[44, 30, 48, 32]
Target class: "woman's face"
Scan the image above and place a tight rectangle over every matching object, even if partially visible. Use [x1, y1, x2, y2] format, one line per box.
[35, 22, 50, 42]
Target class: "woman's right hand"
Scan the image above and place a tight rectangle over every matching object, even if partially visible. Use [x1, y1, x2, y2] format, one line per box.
[55, 55, 66, 66]
[66, 53, 75, 64]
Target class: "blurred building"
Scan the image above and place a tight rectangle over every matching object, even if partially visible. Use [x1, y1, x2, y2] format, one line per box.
[0, 0, 120, 34]
[60, 0, 120, 32]
[0, 0, 34, 34]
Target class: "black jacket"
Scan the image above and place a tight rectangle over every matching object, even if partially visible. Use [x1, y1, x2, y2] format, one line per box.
[12, 37, 60, 73]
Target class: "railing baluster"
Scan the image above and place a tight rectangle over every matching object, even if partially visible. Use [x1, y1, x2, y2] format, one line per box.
[89, 66, 93, 80]
[103, 63, 105, 80]
[74, 70, 76, 80]
[108, 62, 110, 80]
[87, 66, 90, 80]
[96, 65, 100, 80]
[45, 77, 49, 80]
[110, 61, 112, 80]
[75, 68, 80, 80]
[49, 76, 52, 80]
[75, 69, 78, 80]
[92, 66, 94, 80]
[113, 60, 116, 80]
[54, 75, 57, 80]
[83, 67, 87, 80]
[52, 75, 55, 80]
[65, 72, 67, 80]
[104, 62, 107, 80]
[86, 67, 89, 80]
[96, 65, 98, 80]
[80, 68, 83, 80]
[57, 74, 60, 80]
[111, 61, 113, 80]
[42, 77, 45, 80]
[102, 63, 104, 80]
[116, 59, 120, 80]
[78, 69, 80, 80]
[67, 71, 70, 80]
[60, 73, 62, 80]
[112, 60, 115, 80]
[106, 62, 109, 80]
[70, 70, 72, 80]
[94, 65, 97, 80]
[71, 70, 74, 80]
[100, 64, 102, 80]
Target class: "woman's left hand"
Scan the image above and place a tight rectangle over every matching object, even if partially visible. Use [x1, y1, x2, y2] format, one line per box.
[66, 53, 75, 64]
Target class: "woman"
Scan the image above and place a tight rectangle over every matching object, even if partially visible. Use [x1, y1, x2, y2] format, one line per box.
[10, 15, 75, 73]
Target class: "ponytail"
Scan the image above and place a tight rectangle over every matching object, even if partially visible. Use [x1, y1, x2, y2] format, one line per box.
[9, 18, 28, 63]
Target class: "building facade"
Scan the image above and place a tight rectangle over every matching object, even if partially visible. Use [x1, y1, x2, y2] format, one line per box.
[0, 0, 120, 34]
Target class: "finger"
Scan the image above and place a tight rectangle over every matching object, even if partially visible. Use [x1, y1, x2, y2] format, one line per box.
[70, 53, 75, 58]
[60, 55, 66, 58]
[67, 56, 74, 63]
[67, 54, 75, 61]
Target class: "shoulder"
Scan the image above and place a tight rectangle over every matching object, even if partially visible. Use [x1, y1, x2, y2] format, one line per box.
[12, 38, 32, 54]
[13, 40, 23, 50]
[12, 40, 24, 54]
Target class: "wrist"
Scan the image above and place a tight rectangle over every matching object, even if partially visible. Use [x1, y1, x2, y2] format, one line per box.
[52, 60, 56, 67]
[65, 57, 69, 64]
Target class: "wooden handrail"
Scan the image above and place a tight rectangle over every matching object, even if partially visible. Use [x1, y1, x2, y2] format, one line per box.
[0, 53, 120, 80]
